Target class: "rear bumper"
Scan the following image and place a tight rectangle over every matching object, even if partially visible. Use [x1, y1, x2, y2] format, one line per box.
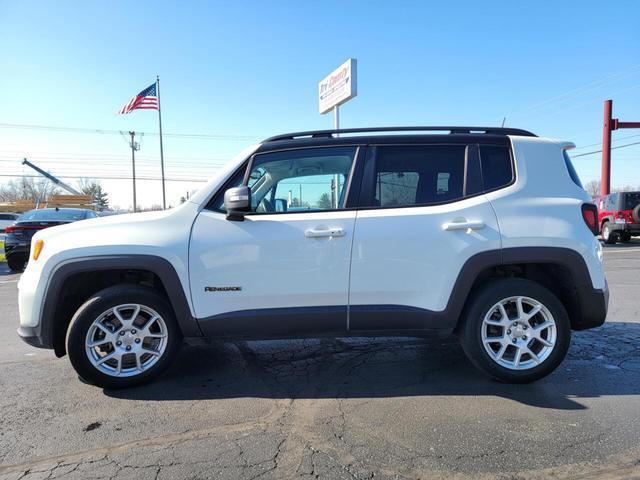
[4, 241, 30, 257]
[608, 222, 640, 235]
[572, 280, 609, 330]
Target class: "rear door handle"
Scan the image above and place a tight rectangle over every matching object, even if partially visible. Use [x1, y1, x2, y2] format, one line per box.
[442, 220, 485, 231]
[305, 227, 346, 238]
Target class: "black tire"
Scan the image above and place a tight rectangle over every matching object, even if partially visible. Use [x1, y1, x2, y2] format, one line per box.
[602, 222, 617, 244]
[6, 254, 26, 272]
[66, 284, 182, 389]
[621, 232, 632, 242]
[459, 278, 571, 384]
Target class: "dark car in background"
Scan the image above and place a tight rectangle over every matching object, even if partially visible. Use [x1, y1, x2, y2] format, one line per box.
[4, 208, 97, 271]
[0, 213, 19, 233]
[596, 191, 640, 244]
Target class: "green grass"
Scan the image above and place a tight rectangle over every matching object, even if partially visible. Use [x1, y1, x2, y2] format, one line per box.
[0, 241, 5, 263]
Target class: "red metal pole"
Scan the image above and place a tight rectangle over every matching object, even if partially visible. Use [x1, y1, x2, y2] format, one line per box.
[616, 122, 640, 129]
[601, 100, 613, 196]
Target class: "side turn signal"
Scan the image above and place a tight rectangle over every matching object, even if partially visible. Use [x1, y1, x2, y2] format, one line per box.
[32, 239, 44, 261]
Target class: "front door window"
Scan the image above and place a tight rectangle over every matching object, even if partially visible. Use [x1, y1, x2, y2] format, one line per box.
[246, 146, 357, 214]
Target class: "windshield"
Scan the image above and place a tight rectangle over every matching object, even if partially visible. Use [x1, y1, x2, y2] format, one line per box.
[18, 209, 89, 222]
[624, 192, 640, 210]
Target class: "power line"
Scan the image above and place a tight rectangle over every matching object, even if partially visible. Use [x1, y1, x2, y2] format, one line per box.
[573, 133, 640, 150]
[0, 158, 229, 169]
[507, 64, 640, 118]
[572, 140, 640, 158]
[0, 173, 208, 183]
[0, 149, 230, 162]
[0, 122, 262, 141]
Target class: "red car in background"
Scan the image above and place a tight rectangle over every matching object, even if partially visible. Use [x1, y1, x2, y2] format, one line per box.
[596, 191, 640, 244]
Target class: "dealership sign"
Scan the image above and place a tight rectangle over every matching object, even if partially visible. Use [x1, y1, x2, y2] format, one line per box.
[318, 58, 357, 114]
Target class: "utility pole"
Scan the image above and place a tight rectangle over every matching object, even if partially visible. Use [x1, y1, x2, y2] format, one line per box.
[600, 100, 640, 196]
[333, 106, 340, 208]
[129, 131, 140, 212]
[601, 100, 613, 197]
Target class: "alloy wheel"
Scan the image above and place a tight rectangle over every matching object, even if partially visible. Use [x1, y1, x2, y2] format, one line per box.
[481, 296, 556, 370]
[85, 303, 168, 377]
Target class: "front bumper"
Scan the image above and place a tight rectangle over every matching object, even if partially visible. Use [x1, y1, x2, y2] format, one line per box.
[17, 326, 47, 348]
[17, 267, 53, 350]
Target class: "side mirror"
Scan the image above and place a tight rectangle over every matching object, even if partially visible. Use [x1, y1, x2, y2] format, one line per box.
[224, 186, 251, 221]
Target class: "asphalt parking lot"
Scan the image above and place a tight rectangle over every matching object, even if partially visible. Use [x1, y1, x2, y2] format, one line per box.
[0, 244, 639, 480]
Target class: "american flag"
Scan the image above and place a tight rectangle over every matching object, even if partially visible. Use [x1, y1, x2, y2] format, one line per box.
[118, 83, 159, 115]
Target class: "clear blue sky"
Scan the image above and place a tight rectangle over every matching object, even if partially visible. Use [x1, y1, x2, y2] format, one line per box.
[0, 0, 639, 208]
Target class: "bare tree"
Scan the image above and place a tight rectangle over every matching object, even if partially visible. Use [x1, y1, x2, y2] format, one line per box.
[583, 179, 601, 197]
[76, 177, 96, 192]
[139, 204, 164, 212]
[613, 185, 635, 193]
[0, 176, 59, 203]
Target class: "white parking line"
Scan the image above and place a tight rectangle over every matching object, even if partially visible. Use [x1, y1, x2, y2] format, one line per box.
[605, 248, 640, 254]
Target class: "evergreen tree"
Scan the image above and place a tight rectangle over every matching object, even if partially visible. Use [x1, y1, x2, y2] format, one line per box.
[81, 182, 109, 210]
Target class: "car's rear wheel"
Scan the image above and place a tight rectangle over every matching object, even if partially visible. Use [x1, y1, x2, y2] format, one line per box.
[6, 254, 26, 272]
[66, 285, 181, 389]
[602, 222, 617, 244]
[460, 278, 571, 383]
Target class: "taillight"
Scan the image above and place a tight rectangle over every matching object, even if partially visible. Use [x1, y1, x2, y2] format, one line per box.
[581, 203, 598, 235]
[4, 225, 45, 234]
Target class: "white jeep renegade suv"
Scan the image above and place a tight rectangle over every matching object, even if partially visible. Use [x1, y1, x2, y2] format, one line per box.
[17, 127, 608, 388]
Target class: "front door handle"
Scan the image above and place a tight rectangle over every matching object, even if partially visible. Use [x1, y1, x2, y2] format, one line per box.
[305, 227, 346, 238]
[442, 220, 485, 231]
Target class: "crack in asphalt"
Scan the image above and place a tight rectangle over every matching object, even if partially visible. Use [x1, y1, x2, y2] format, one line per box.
[1, 325, 640, 479]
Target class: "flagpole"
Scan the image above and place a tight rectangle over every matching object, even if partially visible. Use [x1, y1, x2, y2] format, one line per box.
[156, 75, 167, 209]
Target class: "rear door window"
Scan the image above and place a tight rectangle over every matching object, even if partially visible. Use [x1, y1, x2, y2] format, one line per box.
[368, 145, 468, 207]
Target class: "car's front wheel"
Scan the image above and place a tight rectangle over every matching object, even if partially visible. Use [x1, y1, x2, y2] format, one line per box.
[66, 285, 182, 389]
[460, 278, 571, 383]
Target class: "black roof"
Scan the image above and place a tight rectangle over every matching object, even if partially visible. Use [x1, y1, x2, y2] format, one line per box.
[263, 126, 536, 143]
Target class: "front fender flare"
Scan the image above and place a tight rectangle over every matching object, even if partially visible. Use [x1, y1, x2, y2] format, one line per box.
[40, 255, 201, 354]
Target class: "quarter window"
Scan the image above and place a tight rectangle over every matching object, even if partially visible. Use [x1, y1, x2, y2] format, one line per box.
[563, 150, 583, 189]
[480, 145, 513, 191]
